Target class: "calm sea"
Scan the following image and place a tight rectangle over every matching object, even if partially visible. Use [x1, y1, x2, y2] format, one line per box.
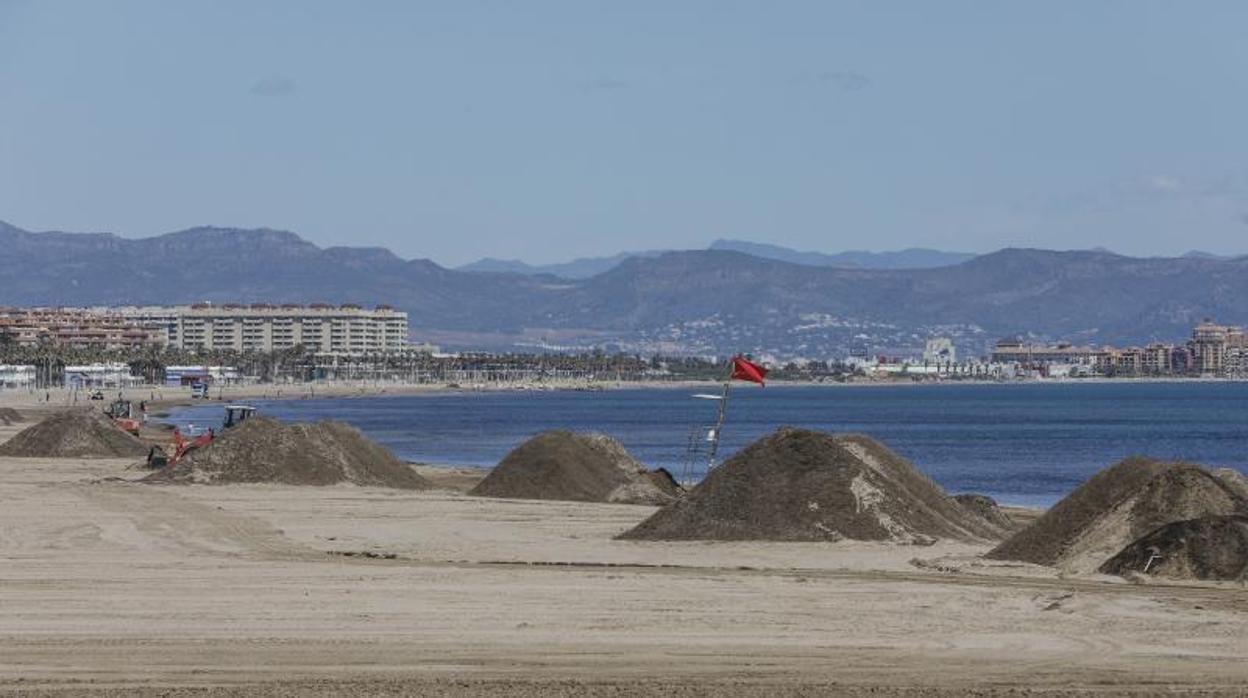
[162, 382, 1248, 507]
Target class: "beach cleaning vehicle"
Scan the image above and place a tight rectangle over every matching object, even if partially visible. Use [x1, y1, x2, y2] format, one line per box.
[145, 445, 169, 468]
[168, 428, 214, 465]
[104, 399, 141, 436]
[159, 404, 259, 468]
[223, 405, 257, 429]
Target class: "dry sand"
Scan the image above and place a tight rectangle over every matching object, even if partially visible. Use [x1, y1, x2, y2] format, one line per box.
[0, 451, 1246, 696]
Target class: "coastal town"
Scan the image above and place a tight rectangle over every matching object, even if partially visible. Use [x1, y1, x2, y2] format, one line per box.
[1, 302, 1246, 390]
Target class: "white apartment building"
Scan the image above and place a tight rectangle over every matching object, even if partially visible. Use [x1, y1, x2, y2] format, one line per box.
[115, 304, 409, 355]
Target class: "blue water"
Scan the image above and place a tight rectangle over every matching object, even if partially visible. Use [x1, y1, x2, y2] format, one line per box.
[162, 383, 1248, 507]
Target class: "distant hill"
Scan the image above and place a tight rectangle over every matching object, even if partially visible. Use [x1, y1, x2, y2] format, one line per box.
[2, 219, 1245, 358]
[457, 240, 976, 277]
[457, 250, 667, 279]
[1182, 250, 1235, 261]
[708, 240, 976, 269]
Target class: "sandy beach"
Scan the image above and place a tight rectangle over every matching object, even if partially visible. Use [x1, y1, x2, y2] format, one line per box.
[0, 404, 1246, 696]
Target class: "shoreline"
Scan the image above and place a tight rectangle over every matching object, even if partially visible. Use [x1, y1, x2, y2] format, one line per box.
[135, 373, 1248, 413]
[6, 373, 1248, 415]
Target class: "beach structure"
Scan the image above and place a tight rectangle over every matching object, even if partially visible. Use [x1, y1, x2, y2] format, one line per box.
[679, 355, 767, 484]
[164, 365, 241, 387]
[0, 364, 35, 388]
[63, 363, 141, 388]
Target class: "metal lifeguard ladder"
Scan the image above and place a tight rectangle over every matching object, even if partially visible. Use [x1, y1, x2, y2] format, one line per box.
[676, 355, 766, 487]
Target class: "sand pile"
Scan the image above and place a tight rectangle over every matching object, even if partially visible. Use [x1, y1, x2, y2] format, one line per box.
[620, 428, 1005, 543]
[647, 467, 682, 498]
[987, 458, 1248, 573]
[0, 409, 147, 458]
[0, 408, 24, 425]
[144, 416, 430, 489]
[1099, 515, 1248, 581]
[1214, 468, 1248, 501]
[953, 493, 1017, 532]
[469, 431, 680, 506]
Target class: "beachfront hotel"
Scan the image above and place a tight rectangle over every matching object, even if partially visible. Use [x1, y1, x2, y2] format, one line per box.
[0, 307, 166, 350]
[115, 304, 410, 356]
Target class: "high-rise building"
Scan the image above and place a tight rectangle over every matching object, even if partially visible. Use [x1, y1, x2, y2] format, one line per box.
[1188, 320, 1243, 376]
[0, 307, 166, 350]
[116, 304, 410, 355]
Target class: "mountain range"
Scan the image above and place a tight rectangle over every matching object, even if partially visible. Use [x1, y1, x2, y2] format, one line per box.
[2, 219, 1245, 359]
[456, 240, 975, 278]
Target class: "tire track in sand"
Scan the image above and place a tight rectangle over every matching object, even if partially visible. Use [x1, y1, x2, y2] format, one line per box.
[69, 482, 323, 562]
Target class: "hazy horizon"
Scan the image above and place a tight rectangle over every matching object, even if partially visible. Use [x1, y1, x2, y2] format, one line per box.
[5, 2, 1248, 265]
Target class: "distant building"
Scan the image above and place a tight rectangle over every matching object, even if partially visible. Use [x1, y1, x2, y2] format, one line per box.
[114, 303, 409, 356]
[63, 363, 140, 388]
[923, 337, 956, 365]
[0, 364, 35, 388]
[1188, 320, 1248, 377]
[1170, 345, 1194, 375]
[990, 339, 1098, 367]
[164, 365, 241, 386]
[0, 308, 165, 350]
[1138, 344, 1173, 375]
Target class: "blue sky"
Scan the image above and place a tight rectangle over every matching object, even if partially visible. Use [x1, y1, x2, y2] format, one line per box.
[3, 1, 1248, 265]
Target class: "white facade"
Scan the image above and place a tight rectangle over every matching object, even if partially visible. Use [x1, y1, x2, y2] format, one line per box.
[116, 304, 409, 356]
[0, 364, 35, 388]
[64, 363, 140, 388]
[923, 337, 957, 364]
[165, 365, 242, 385]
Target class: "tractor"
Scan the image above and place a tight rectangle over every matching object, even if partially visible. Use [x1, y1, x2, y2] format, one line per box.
[223, 405, 257, 429]
[151, 404, 258, 469]
[105, 399, 141, 436]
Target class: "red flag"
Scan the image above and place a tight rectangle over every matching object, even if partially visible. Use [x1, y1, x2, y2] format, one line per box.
[731, 355, 768, 385]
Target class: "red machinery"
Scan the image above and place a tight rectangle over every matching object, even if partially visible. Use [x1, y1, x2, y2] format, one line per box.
[105, 400, 141, 437]
[149, 406, 255, 469]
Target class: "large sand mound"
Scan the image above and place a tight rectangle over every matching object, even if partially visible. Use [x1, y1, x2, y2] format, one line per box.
[1213, 468, 1248, 501]
[469, 431, 680, 506]
[144, 416, 431, 489]
[953, 493, 1017, 532]
[1100, 515, 1248, 581]
[620, 428, 1006, 543]
[987, 458, 1248, 573]
[0, 409, 147, 458]
[0, 408, 24, 425]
